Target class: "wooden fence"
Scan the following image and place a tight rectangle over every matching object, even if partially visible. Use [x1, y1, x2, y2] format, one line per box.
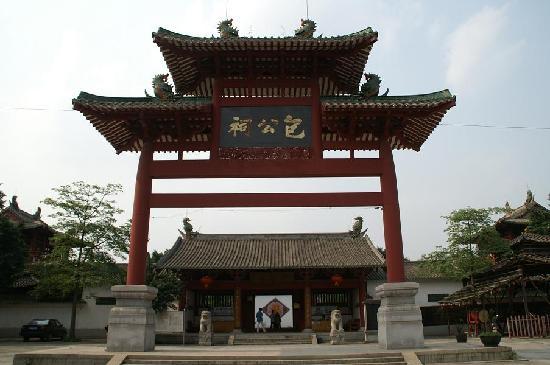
[507, 314, 550, 338]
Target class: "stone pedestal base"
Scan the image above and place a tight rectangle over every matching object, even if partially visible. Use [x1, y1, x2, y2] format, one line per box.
[106, 285, 158, 352]
[330, 329, 345, 345]
[199, 332, 213, 346]
[376, 282, 424, 349]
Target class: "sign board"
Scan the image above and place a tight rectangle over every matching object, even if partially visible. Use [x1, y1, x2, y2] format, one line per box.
[220, 106, 312, 148]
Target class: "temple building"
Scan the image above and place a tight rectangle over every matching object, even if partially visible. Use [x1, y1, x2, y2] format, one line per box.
[0, 196, 54, 291]
[1, 196, 53, 264]
[158, 231, 384, 333]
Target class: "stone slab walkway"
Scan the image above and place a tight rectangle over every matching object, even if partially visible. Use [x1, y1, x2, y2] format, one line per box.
[3, 337, 550, 364]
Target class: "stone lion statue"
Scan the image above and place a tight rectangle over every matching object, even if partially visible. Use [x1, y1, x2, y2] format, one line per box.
[200, 311, 211, 333]
[330, 309, 345, 345]
[199, 310, 212, 346]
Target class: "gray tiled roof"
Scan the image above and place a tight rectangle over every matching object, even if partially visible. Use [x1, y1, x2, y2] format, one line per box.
[511, 233, 550, 246]
[158, 233, 384, 270]
[367, 261, 453, 281]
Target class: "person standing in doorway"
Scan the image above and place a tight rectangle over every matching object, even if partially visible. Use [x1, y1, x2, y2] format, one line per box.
[256, 307, 266, 333]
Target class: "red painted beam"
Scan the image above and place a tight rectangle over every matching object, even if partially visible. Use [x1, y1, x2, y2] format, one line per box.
[218, 97, 311, 107]
[219, 79, 313, 89]
[153, 141, 211, 152]
[187, 279, 361, 291]
[150, 192, 382, 208]
[150, 158, 382, 179]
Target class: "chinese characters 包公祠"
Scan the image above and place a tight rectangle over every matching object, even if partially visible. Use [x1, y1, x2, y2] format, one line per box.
[227, 117, 252, 137]
[283, 115, 305, 139]
[257, 118, 279, 134]
[228, 115, 305, 139]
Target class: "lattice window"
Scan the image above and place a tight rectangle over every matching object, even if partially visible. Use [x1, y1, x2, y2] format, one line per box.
[312, 291, 351, 307]
[197, 293, 234, 308]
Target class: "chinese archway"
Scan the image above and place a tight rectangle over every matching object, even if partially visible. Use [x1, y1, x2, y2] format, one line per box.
[73, 19, 455, 288]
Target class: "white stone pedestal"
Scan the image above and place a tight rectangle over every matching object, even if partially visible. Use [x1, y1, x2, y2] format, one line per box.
[376, 282, 424, 349]
[106, 285, 158, 352]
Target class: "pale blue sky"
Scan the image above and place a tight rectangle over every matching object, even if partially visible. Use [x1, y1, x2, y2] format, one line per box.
[1, 0, 549, 259]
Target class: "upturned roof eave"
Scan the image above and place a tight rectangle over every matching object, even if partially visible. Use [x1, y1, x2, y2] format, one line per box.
[72, 90, 455, 109]
[152, 26, 378, 46]
[321, 89, 456, 106]
[72, 91, 212, 105]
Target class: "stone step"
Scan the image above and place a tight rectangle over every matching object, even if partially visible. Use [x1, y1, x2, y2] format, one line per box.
[124, 359, 406, 365]
[124, 355, 405, 365]
[233, 338, 312, 342]
[229, 333, 317, 345]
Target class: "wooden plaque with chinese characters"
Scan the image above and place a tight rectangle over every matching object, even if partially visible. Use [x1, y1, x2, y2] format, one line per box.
[219, 106, 312, 159]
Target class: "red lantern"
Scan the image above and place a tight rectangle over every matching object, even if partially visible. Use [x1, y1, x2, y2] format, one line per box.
[331, 274, 344, 287]
[200, 275, 214, 288]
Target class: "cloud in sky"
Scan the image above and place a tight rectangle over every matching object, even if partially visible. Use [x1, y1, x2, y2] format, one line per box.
[1, 1, 548, 260]
[446, 4, 523, 93]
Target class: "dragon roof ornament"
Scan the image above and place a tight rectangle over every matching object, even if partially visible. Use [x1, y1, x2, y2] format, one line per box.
[144, 74, 174, 100]
[295, 19, 316, 38]
[217, 18, 239, 38]
[360, 73, 389, 98]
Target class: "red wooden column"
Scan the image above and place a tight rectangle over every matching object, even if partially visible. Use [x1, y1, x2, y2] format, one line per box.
[304, 271, 312, 331]
[126, 139, 153, 285]
[234, 286, 242, 331]
[311, 77, 322, 159]
[379, 139, 406, 283]
[211, 76, 221, 159]
[358, 272, 367, 327]
[233, 272, 242, 331]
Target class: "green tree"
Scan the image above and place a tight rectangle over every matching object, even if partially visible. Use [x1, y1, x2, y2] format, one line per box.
[146, 250, 181, 313]
[419, 207, 510, 280]
[0, 184, 6, 209]
[32, 182, 130, 340]
[0, 184, 26, 288]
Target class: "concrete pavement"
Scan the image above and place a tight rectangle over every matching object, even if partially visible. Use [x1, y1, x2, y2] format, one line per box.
[1, 337, 550, 365]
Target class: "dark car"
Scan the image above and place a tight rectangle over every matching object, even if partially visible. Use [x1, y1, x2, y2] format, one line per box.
[20, 319, 67, 341]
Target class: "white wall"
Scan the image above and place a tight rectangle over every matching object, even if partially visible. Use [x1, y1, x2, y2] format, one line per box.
[0, 286, 113, 338]
[1, 287, 196, 338]
[367, 279, 463, 307]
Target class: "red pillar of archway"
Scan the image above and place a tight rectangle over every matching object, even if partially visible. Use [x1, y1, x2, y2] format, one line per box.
[380, 139, 406, 283]
[126, 140, 153, 285]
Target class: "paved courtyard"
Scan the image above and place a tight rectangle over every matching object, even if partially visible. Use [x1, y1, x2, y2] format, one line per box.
[1, 337, 550, 365]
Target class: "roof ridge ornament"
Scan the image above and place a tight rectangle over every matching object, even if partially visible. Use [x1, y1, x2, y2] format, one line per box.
[217, 18, 239, 38]
[10, 195, 19, 210]
[360, 73, 389, 98]
[144, 74, 174, 100]
[504, 201, 512, 213]
[294, 18, 316, 38]
[178, 217, 198, 239]
[526, 189, 534, 204]
[349, 216, 366, 238]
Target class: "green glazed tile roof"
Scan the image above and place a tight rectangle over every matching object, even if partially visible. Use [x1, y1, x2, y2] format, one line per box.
[153, 27, 378, 96]
[72, 89, 455, 153]
[153, 26, 378, 47]
[321, 90, 455, 108]
[73, 92, 211, 112]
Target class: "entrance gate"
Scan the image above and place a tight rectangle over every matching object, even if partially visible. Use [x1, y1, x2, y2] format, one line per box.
[73, 20, 455, 351]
